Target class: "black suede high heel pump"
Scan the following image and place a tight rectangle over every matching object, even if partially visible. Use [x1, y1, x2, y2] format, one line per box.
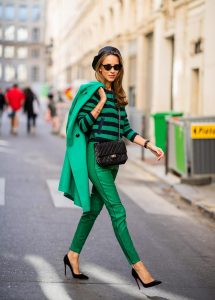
[132, 268, 161, 289]
[63, 254, 89, 280]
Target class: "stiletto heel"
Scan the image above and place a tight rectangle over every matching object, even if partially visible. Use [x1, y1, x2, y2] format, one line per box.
[134, 276, 140, 290]
[63, 254, 89, 280]
[131, 268, 161, 289]
[64, 262, 66, 276]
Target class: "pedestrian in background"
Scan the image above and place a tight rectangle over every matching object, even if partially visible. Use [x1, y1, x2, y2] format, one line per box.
[23, 87, 40, 134]
[5, 84, 25, 135]
[0, 88, 6, 134]
[59, 46, 164, 289]
[46, 93, 59, 134]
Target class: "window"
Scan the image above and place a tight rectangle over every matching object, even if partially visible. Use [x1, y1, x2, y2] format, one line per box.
[17, 47, 28, 59]
[0, 26, 2, 40]
[32, 5, 40, 21]
[0, 4, 2, 19]
[0, 45, 2, 57]
[4, 46, 15, 58]
[31, 66, 39, 82]
[17, 64, 27, 82]
[32, 28, 40, 42]
[5, 65, 16, 81]
[19, 5, 28, 21]
[17, 27, 28, 41]
[128, 86, 136, 107]
[5, 25, 15, 41]
[31, 48, 40, 58]
[5, 4, 15, 20]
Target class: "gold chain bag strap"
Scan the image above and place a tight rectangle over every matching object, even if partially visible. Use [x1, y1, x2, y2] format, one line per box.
[94, 107, 128, 167]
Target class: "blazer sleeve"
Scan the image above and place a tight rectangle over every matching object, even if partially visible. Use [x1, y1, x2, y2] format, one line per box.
[77, 92, 99, 133]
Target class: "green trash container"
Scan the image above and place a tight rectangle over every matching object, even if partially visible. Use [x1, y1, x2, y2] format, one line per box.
[151, 112, 183, 152]
[174, 123, 186, 175]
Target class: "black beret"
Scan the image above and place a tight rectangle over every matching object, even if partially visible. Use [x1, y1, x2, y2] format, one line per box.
[92, 46, 121, 70]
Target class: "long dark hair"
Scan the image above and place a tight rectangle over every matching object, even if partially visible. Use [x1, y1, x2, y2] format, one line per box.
[24, 87, 34, 100]
[94, 53, 128, 107]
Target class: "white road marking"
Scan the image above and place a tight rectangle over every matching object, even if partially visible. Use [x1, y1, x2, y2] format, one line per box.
[0, 146, 15, 154]
[84, 263, 189, 300]
[0, 178, 5, 206]
[84, 263, 147, 299]
[0, 139, 14, 154]
[117, 183, 186, 217]
[46, 179, 79, 209]
[25, 255, 72, 300]
[0, 140, 9, 146]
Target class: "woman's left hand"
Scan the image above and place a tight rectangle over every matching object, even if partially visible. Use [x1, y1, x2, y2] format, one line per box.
[147, 144, 164, 161]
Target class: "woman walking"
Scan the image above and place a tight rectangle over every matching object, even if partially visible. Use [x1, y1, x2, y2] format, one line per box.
[23, 87, 39, 134]
[59, 46, 164, 289]
[0, 88, 6, 134]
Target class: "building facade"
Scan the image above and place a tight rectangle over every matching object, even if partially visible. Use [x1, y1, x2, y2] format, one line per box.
[45, 0, 215, 136]
[0, 0, 46, 93]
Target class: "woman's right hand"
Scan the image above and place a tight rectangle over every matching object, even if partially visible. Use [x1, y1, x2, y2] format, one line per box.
[98, 87, 107, 103]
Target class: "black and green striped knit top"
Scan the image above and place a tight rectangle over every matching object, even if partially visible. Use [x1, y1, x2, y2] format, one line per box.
[77, 89, 138, 143]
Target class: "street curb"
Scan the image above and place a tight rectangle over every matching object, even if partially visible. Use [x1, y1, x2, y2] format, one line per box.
[173, 184, 215, 220]
[127, 157, 215, 221]
[195, 202, 215, 220]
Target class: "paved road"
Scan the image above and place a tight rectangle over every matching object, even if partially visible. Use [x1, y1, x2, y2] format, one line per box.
[0, 116, 215, 300]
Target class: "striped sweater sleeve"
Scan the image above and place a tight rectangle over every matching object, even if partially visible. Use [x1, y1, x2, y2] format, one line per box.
[77, 94, 98, 133]
[122, 108, 138, 142]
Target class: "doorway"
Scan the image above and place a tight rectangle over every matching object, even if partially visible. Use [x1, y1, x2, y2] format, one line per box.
[191, 68, 200, 115]
[144, 32, 154, 136]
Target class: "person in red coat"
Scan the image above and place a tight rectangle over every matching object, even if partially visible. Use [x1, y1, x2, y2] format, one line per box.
[5, 84, 25, 135]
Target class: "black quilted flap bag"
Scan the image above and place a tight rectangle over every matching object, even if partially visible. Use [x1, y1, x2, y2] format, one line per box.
[94, 105, 128, 167]
[94, 140, 128, 167]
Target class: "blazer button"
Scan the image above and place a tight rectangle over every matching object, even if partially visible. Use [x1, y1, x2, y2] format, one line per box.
[76, 133, 80, 138]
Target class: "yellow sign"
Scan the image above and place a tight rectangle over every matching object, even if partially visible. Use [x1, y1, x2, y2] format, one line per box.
[191, 123, 215, 139]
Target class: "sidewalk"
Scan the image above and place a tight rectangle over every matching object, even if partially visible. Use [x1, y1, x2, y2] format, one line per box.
[126, 144, 215, 220]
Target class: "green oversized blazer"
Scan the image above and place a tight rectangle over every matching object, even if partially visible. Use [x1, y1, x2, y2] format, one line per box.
[58, 81, 105, 212]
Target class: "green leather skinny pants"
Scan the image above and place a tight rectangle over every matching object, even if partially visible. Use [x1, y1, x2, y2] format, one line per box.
[70, 142, 140, 265]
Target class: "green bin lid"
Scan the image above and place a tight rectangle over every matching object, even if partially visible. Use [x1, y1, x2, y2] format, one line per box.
[151, 112, 183, 118]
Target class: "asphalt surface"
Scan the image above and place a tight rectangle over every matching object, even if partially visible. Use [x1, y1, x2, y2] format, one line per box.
[0, 115, 215, 300]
